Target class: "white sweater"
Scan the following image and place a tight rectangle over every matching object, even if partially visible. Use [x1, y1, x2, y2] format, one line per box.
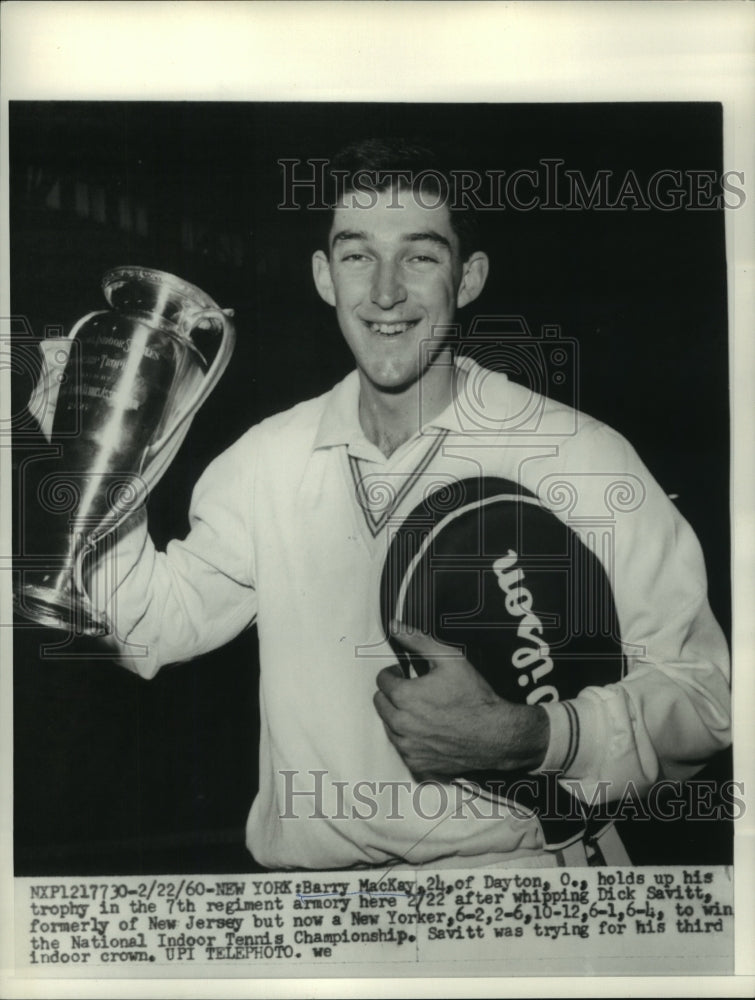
[91, 359, 731, 869]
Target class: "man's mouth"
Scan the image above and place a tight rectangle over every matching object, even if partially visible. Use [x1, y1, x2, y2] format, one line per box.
[364, 319, 419, 336]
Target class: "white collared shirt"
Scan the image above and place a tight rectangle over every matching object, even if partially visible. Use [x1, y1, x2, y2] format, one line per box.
[97, 358, 731, 869]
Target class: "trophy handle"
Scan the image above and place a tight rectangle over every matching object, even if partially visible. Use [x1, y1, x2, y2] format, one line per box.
[67, 309, 109, 340]
[140, 306, 236, 491]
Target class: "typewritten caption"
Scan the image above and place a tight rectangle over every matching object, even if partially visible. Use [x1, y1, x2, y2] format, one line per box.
[15, 867, 733, 977]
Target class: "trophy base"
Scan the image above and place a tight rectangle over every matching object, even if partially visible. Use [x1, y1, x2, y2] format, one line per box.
[14, 584, 111, 637]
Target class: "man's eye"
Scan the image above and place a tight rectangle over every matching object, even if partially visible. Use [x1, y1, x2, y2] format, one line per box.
[341, 252, 370, 262]
[408, 254, 439, 264]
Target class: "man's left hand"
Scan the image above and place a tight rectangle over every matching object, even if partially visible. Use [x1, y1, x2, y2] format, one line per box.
[374, 621, 550, 781]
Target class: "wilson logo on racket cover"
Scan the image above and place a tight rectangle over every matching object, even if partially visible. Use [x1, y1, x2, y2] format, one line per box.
[493, 549, 556, 702]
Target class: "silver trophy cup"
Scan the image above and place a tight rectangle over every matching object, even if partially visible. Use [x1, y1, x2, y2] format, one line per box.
[15, 266, 236, 635]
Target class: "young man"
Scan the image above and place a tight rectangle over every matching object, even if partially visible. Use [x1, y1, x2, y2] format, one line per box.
[58, 140, 730, 870]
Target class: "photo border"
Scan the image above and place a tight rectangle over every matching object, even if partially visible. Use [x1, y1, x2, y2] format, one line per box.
[1, 2, 753, 997]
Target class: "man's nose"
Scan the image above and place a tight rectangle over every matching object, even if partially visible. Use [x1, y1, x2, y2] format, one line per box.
[371, 262, 406, 309]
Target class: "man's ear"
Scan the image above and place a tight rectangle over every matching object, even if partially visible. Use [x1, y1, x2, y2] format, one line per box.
[456, 252, 489, 309]
[312, 250, 336, 307]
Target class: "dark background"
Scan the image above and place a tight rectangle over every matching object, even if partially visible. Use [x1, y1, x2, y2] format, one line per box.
[10, 102, 732, 873]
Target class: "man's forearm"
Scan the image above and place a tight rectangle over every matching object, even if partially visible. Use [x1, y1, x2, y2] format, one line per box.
[491, 701, 550, 773]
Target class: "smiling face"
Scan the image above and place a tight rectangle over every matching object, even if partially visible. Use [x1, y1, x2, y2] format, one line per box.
[312, 185, 488, 396]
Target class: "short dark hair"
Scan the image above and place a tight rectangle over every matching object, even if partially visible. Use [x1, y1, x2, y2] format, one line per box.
[321, 137, 481, 260]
